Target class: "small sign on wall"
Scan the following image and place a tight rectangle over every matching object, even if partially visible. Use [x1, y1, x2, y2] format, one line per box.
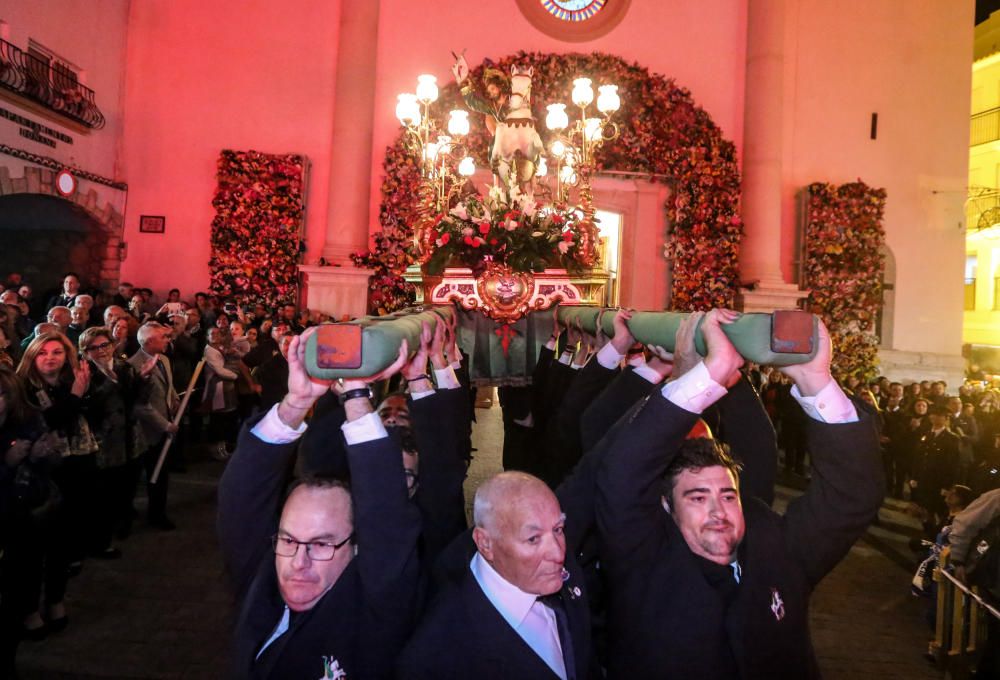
[139, 215, 165, 234]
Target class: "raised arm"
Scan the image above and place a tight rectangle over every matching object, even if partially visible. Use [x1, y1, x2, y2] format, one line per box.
[778, 320, 883, 586]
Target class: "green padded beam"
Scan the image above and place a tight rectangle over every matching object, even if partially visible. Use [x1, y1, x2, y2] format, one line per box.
[556, 307, 819, 366]
[304, 306, 818, 379]
[304, 307, 454, 380]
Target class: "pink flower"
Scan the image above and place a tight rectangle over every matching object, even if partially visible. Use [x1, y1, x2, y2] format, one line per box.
[557, 241, 570, 254]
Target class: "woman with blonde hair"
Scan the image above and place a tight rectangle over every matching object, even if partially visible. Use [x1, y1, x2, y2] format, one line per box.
[15, 331, 96, 634]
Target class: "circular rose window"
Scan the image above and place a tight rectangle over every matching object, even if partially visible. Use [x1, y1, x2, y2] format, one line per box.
[516, 0, 630, 41]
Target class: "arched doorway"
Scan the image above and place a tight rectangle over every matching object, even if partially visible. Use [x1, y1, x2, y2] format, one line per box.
[0, 194, 114, 301]
[0, 163, 126, 301]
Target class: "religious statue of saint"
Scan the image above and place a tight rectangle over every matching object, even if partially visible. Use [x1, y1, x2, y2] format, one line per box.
[452, 53, 544, 195]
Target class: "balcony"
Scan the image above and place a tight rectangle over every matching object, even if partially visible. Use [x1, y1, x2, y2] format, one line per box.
[970, 106, 1000, 147]
[0, 37, 105, 129]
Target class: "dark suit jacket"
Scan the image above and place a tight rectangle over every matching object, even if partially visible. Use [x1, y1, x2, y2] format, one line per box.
[398, 540, 598, 680]
[596, 391, 883, 680]
[218, 412, 422, 679]
[912, 428, 961, 507]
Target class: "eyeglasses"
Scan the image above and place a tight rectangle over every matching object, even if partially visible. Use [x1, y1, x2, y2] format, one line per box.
[86, 341, 113, 352]
[271, 533, 353, 561]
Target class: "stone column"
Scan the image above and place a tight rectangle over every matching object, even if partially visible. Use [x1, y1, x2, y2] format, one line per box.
[322, 0, 381, 263]
[301, 0, 378, 317]
[736, 0, 805, 313]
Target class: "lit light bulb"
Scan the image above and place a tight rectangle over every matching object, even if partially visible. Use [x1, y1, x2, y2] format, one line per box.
[448, 110, 470, 136]
[546, 103, 569, 131]
[571, 77, 594, 107]
[550, 140, 566, 158]
[458, 156, 476, 176]
[396, 93, 420, 126]
[416, 74, 439, 104]
[436, 135, 452, 155]
[560, 164, 576, 183]
[584, 118, 602, 142]
[536, 157, 548, 177]
[597, 84, 620, 114]
[425, 141, 440, 162]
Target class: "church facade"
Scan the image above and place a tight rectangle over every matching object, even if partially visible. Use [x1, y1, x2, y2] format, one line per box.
[0, 0, 974, 384]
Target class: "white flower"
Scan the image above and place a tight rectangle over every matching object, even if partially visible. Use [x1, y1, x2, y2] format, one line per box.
[518, 195, 537, 218]
[505, 219, 519, 231]
[449, 204, 469, 221]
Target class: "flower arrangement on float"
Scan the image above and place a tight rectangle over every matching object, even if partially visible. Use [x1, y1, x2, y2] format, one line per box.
[804, 180, 887, 382]
[354, 51, 743, 314]
[417, 187, 591, 277]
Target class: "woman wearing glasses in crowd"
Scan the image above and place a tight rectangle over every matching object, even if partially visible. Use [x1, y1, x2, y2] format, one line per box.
[79, 327, 154, 556]
[15, 332, 96, 635]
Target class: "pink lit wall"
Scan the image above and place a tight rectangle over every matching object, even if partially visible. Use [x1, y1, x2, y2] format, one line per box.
[0, 0, 129, 179]
[119, 0, 341, 296]
[780, 0, 973, 356]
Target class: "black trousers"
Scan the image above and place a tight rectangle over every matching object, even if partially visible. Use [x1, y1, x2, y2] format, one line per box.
[92, 463, 134, 551]
[140, 439, 171, 521]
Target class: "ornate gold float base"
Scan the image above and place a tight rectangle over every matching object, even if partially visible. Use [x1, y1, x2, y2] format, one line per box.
[405, 264, 610, 315]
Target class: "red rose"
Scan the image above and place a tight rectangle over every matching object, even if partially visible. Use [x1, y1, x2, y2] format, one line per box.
[490, 238, 498, 245]
[478, 223, 490, 235]
[463, 236, 474, 246]
[562, 230, 574, 242]
[440, 233, 451, 245]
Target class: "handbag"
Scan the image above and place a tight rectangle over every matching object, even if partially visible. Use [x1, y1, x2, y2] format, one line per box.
[13, 463, 62, 521]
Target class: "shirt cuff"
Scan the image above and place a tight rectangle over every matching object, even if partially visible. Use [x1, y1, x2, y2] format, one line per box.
[660, 362, 727, 414]
[633, 363, 664, 384]
[790, 379, 858, 423]
[544, 337, 558, 351]
[450, 360, 462, 370]
[434, 365, 461, 390]
[558, 351, 574, 366]
[596, 343, 624, 370]
[251, 404, 308, 444]
[341, 411, 388, 445]
[410, 389, 434, 401]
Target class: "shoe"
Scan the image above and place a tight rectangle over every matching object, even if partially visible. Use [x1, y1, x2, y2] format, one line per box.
[92, 547, 122, 560]
[21, 623, 47, 641]
[46, 617, 69, 634]
[211, 443, 231, 462]
[148, 517, 176, 531]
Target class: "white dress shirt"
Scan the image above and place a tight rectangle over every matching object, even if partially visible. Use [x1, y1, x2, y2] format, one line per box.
[470, 554, 567, 680]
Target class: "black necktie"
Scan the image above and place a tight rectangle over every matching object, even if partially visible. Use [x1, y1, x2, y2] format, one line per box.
[537, 593, 576, 680]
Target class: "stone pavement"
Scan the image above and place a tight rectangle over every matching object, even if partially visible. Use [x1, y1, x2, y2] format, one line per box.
[13, 401, 946, 679]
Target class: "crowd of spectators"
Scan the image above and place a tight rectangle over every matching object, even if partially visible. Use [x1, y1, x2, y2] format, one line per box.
[0, 268, 996, 677]
[0, 271, 339, 676]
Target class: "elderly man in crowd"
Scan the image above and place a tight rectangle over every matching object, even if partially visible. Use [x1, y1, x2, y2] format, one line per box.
[594, 310, 883, 679]
[128, 322, 179, 531]
[399, 468, 597, 679]
[218, 329, 421, 678]
[46, 272, 80, 310]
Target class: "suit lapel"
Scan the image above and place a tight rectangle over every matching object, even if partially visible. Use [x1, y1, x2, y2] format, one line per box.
[461, 571, 560, 679]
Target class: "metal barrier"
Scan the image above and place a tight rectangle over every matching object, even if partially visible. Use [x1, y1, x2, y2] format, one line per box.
[931, 551, 1000, 677]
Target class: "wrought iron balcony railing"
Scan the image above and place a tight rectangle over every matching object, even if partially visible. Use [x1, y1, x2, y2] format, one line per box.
[971, 107, 1000, 147]
[0, 37, 105, 129]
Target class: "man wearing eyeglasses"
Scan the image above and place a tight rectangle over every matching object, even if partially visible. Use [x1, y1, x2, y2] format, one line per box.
[218, 328, 421, 679]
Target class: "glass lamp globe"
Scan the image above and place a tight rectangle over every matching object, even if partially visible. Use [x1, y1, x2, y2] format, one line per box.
[550, 140, 567, 158]
[458, 156, 476, 176]
[584, 118, 602, 142]
[425, 141, 440, 162]
[571, 78, 594, 107]
[560, 164, 576, 183]
[546, 104, 569, 131]
[416, 75, 439, 104]
[448, 110, 470, 136]
[536, 157, 548, 177]
[396, 94, 420, 126]
[597, 85, 620, 114]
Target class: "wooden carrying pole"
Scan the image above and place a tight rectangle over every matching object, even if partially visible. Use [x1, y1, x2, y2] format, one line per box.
[151, 359, 205, 485]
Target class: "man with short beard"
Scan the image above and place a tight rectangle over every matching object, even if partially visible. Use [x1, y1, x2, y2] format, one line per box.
[46, 273, 80, 311]
[595, 310, 882, 679]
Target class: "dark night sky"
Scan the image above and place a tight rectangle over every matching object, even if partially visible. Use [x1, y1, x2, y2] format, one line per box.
[978, 0, 1000, 24]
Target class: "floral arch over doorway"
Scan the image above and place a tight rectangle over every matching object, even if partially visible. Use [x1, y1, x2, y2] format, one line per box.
[354, 51, 743, 314]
